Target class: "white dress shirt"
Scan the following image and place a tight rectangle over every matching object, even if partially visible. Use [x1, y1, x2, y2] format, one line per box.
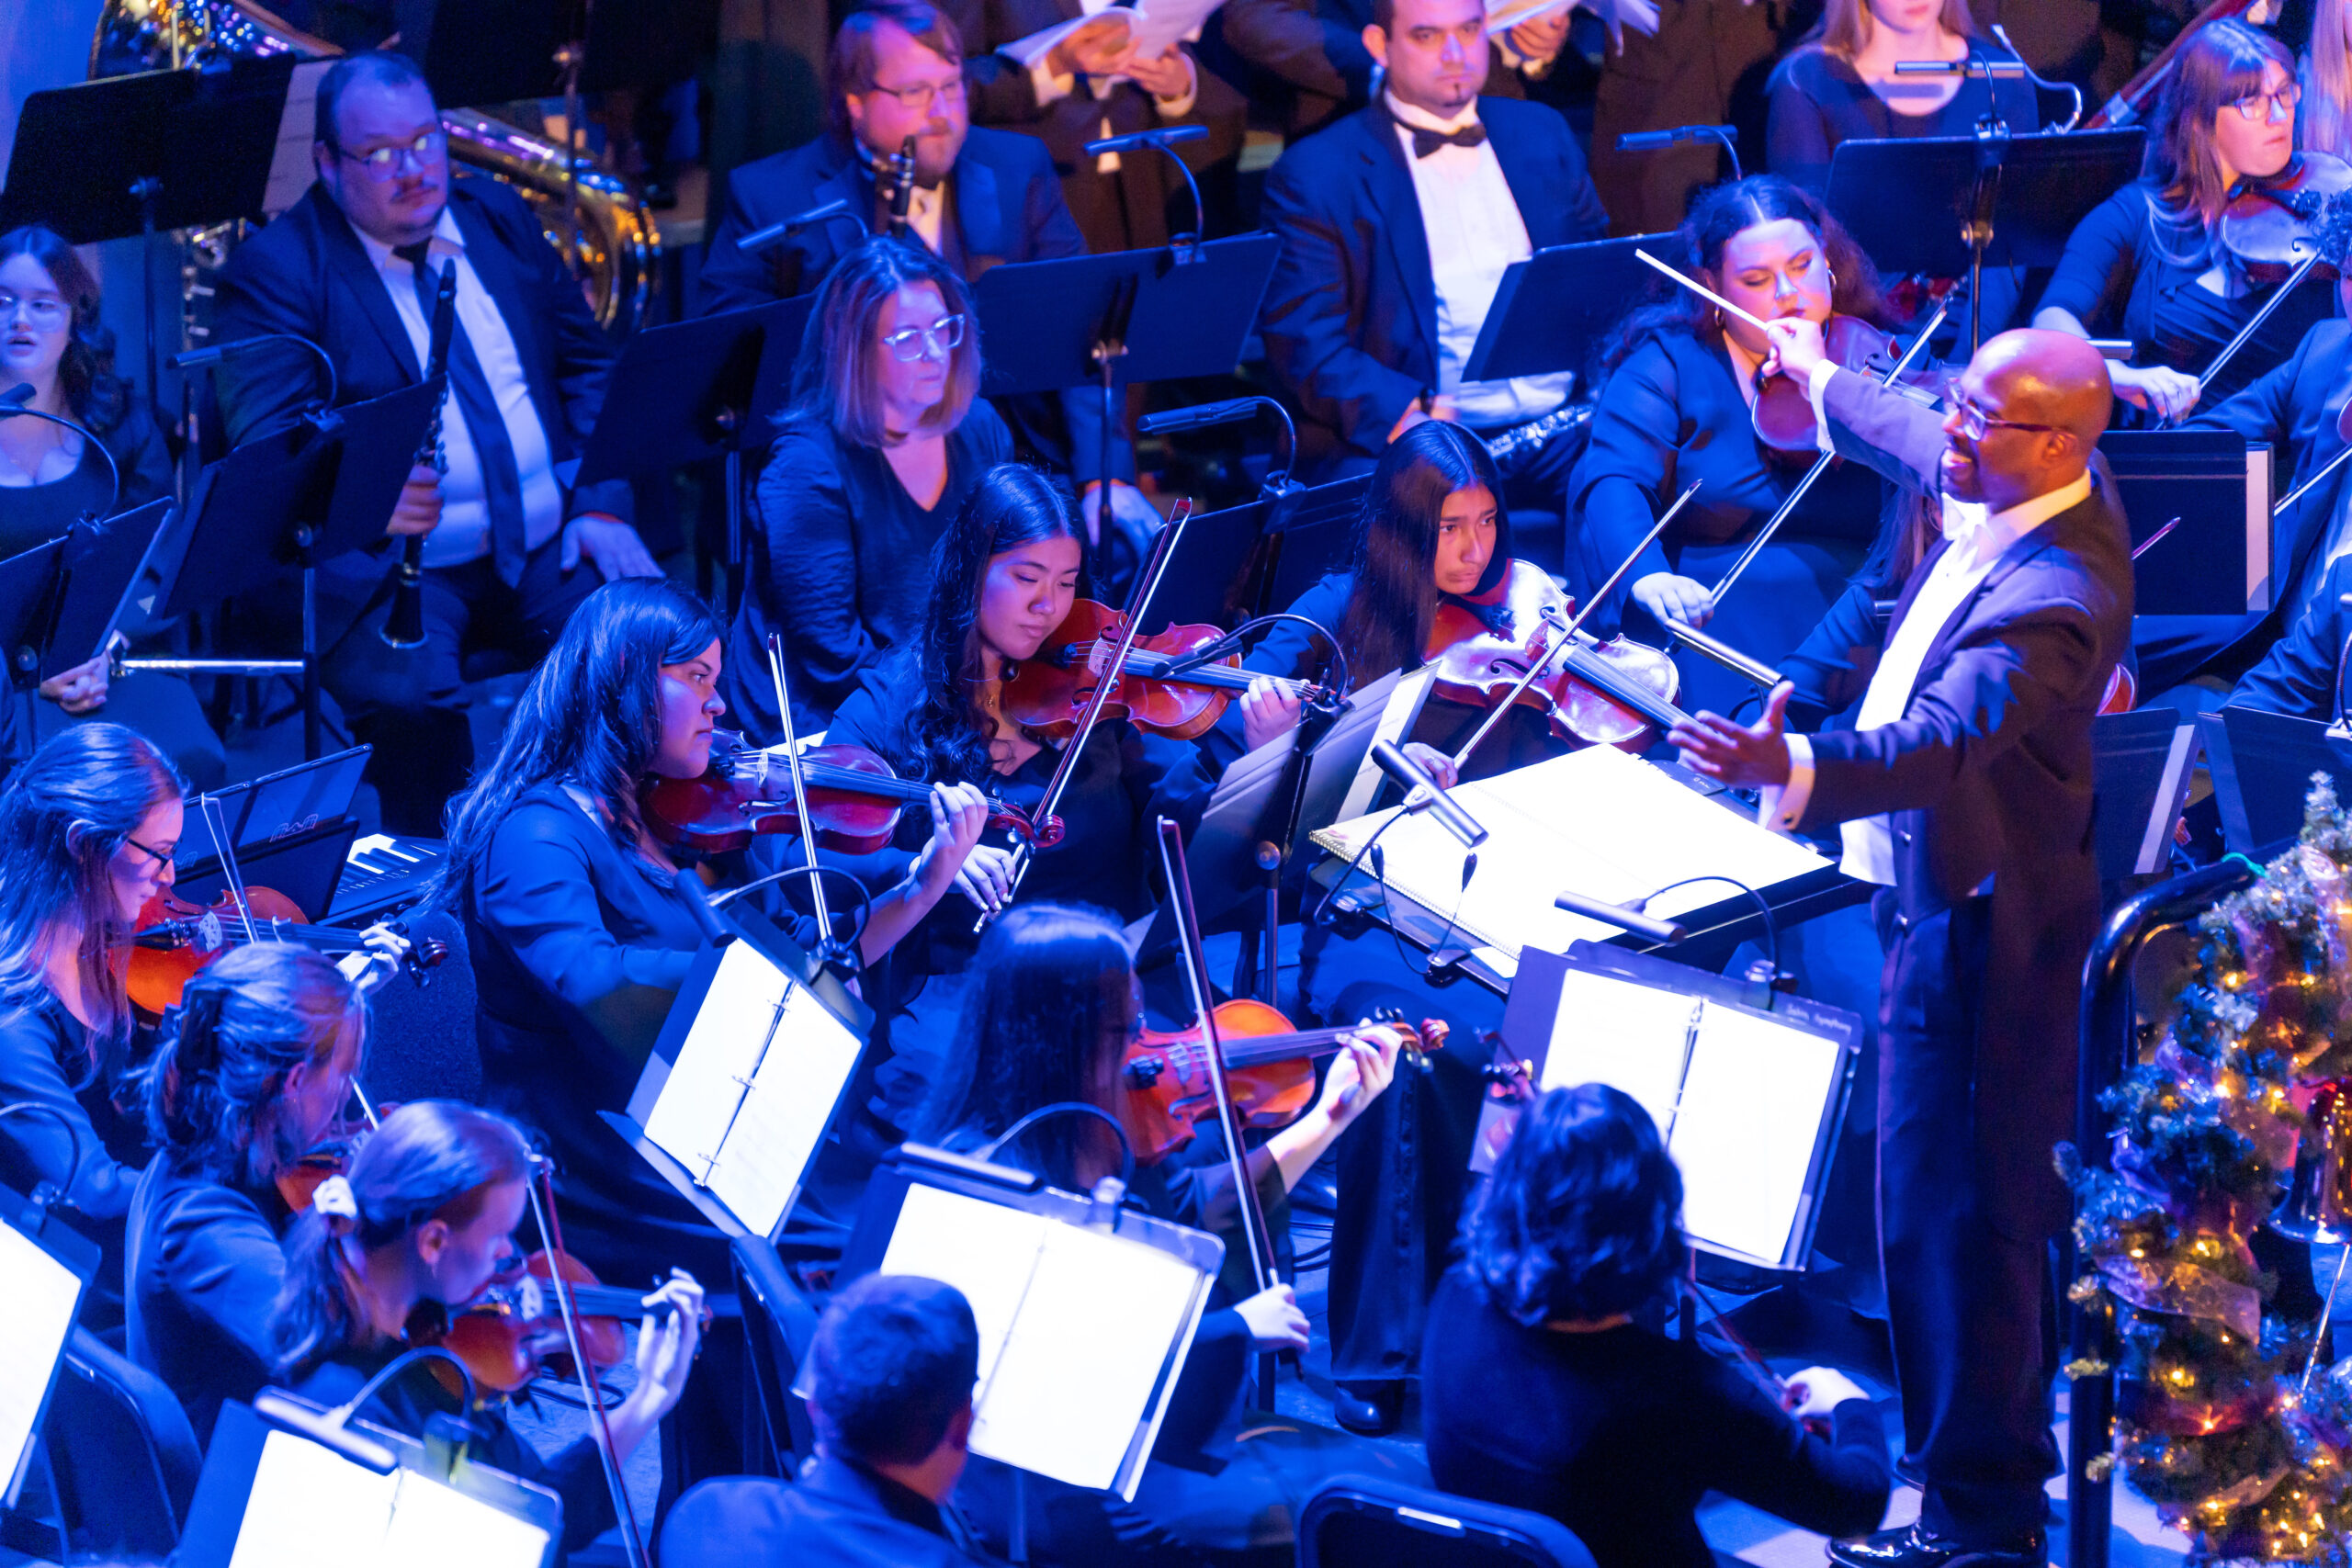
[1384, 91, 1572, 429]
[1763, 363, 2092, 886]
[905, 181, 946, 254]
[357, 209, 564, 570]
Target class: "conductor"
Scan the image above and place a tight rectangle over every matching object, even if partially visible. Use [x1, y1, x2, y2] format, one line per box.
[1669, 327, 2131, 1568]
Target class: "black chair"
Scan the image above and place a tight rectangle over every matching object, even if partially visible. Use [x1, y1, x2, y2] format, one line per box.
[731, 1233, 824, 1476]
[40, 1325, 203, 1560]
[1298, 1474, 1600, 1568]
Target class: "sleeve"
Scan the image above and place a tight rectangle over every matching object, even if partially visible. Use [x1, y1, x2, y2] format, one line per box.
[108, 406, 175, 513]
[1683, 1353, 1892, 1541]
[750, 431, 874, 715]
[157, 1186, 286, 1371]
[1216, 0, 1375, 99]
[1258, 147, 1425, 455]
[1765, 58, 1838, 195]
[209, 233, 334, 447]
[1817, 362, 1953, 500]
[1123, 723, 1219, 844]
[811, 673, 926, 892]
[2183, 330, 2305, 447]
[1572, 340, 1685, 630]
[1779, 580, 1887, 732]
[2036, 188, 2143, 333]
[2228, 557, 2352, 719]
[696, 164, 802, 316]
[0, 1010, 139, 1221]
[1193, 574, 1352, 774]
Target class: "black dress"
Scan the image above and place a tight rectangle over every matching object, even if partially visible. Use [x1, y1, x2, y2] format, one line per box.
[1766, 39, 2042, 195]
[124, 1157, 290, 1445]
[1421, 1268, 1892, 1568]
[0, 994, 145, 1289]
[2038, 179, 2341, 409]
[720, 404, 1014, 737]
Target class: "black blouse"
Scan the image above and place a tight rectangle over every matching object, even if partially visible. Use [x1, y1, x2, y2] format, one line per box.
[124, 1156, 291, 1445]
[0, 992, 143, 1221]
[1766, 39, 2043, 195]
[0, 401, 174, 559]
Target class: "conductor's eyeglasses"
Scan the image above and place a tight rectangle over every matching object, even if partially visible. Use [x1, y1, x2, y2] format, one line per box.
[2228, 83, 2301, 123]
[1950, 399, 2066, 442]
[336, 130, 447, 175]
[0, 292, 68, 328]
[880, 313, 967, 361]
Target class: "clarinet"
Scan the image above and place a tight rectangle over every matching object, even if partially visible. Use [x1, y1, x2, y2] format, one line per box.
[382, 260, 458, 651]
[884, 135, 917, 242]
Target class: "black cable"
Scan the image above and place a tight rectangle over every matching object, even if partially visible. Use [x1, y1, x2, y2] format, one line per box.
[1419, 850, 1480, 979]
[1160, 612, 1350, 702]
[729, 863, 874, 975]
[0, 1100, 86, 1206]
[979, 1101, 1136, 1190]
[333, 1344, 480, 1422]
[1637, 874, 1779, 977]
[1309, 808, 1407, 930]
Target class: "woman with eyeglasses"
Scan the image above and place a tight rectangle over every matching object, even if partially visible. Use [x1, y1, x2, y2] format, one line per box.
[0, 722, 185, 1320]
[2033, 19, 2337, 420]
[0, 224, 224, 791]
[720, 236, 1012, 737]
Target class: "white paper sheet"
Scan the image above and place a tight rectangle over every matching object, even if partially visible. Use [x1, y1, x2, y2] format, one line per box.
[1483, 0, 1571, 30]
[1538, 969, 1701, 1134]
[998, 0, 1227, 69]
[877, 1187, 1053, 1393]
[1670, 1001, 1845, 1266]
[381, 1468, 553, 1566]
[0, 1220, 81, 1505]
[227, 1429, 400, 1568]
[640, 942, 790, 1186]
[707, 983, 867, 1236]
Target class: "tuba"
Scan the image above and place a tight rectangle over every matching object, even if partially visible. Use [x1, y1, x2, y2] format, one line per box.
[91, 0, 659, 333]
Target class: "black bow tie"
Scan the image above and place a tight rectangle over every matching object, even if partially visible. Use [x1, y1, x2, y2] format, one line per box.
[1410, 123, 1487, 158]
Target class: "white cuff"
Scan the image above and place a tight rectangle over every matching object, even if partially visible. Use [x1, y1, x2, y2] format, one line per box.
[1029, 53, 1077, 107]
[1805, 360, 1839, 457]
[1759, 732, 1815, 834]
[1153, 54, 1199, 117]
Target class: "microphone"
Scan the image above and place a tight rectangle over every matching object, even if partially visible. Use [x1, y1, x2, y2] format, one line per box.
[1553, 887, 1687, 945]
[671, 867, 738, 948]
[1372, 739, 1487, 848]
[1082, 125, 1208, 155]
[1137, 395, 1301, 496]
[1890, 59, 2027, 75]
[738, 197, 860, 257]
[1616, 124, 1735, 150]
[171, 333, 340, 406]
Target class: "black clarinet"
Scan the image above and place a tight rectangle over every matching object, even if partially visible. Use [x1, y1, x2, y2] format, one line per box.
[382, 260, 458, 651]
[884, 135, 917, 242]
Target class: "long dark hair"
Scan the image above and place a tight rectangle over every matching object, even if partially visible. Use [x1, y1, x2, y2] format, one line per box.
[271, 1100, 532, 1378]
[0, 723, 185, 1061]
[133, 943, 367, 1192]
[436, 579, 723, 904]
[1461, 1083, 1687, 1326]
[786, 236, 981, 448]
[899, 464, 1088, 786]
[1339, 421, 1510, 689]
[914, 902, 1134, 1189]
[1595, 175, 1890, 378]
[2144, 18, 2293, 235]
[0, 225, 131, 434]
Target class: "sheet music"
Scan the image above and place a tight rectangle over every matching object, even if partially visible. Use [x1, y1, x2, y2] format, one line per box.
[706, 982, 866, 1236]
[1670, 1002, 1846, 1266]
[879, 1186, 1056, 1392]
[227, 1428, 549, 1568]
[999, 0, 1226, 69]
[639, 942, 789, 1186]
[1538, 968, 1700, 1134]
[0, 1218, 80, 1505]
[381, 1468, 552, 1566]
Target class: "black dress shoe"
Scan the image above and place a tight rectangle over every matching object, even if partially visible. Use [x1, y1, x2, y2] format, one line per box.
[1827, 1524, 2046, 1568]
[1331, 1380, 1403, 1436]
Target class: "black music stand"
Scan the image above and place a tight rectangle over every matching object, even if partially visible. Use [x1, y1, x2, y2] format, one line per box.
[972, 235, 1282, 540]
[2098, 430, 2272, 616]
[0, 537, 67, 772]
[2199, 706, 2352, 856]
[1824, 128, 2144, 350]
[2091, 709, 2199, 883]
[1462, 232, 1676, 385]
[41, 498, 175, 682]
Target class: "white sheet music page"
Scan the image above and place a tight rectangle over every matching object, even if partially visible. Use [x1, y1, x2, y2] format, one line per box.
[707, 982, 866, 1236]
[382, 1467, 552, 1567]
[640, 942, 790, 1190]
[0, 1218, 79, 1504]
[1670, 1001, 1845, 1266]
[1538, 969, 1702, 1135]
[226, 1428, 400, 1567]
[878, 1185, 1054, 1393]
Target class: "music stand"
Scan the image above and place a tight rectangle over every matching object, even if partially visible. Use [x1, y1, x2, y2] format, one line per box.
[39, 499, 174, 683]
[1462, 232, 1676, 385]
[972, 236, 1282, 531]
[2198, 706, 2352, 856]
[2098, 431, 2273, 615]
[0, 1188, 91, 1508]
[1824, 128, 2145, 349]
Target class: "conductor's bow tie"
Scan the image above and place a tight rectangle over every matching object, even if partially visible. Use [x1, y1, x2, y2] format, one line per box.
[1411, 123, 1488, 157]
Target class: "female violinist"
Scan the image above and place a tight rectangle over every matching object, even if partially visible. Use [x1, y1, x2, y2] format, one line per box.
[2033, 19, 2335, 419]
[1570, 175, 1900, 718]
[269, 1100, 704, 1561]
[719, 236, 1013, 736]
[124, 941, 396, 1444]
[0, 722, 183, 1315]
[822, 464, 1216, 1129]
[915, 902, 1416, 1565]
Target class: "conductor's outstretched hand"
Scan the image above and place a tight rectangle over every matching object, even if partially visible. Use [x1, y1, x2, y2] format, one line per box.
[1668, 681, 1795, 791]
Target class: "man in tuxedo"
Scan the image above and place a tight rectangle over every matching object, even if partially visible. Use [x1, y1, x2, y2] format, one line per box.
[210, 50, 654, 835]
[1256, 0, 1609, 508]
[697, 2, 1153, 544]
[2227, 553, 2352, 719]
[1673, 327, 2132, 1568]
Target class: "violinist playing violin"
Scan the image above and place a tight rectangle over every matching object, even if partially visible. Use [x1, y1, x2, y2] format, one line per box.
[268, 1100, 705, 1562]
[124, 941, 403, 1445]
[1570, 175, 1904, 719]
[2033, 20, 2338, 420]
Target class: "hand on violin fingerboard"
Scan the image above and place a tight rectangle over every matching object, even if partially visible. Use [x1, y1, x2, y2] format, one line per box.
[1760, 318, 1827, 384]
[1240, 677, 1306, 753]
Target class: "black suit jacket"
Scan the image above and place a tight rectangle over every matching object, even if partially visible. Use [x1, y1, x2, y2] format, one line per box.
[1259, 96, 1610, 473]
[2228, 552, 2352, 718]
[1792, 367, 2132, 1235]
[209, 177, 631, 526]
[1214, 0, 1532, 138]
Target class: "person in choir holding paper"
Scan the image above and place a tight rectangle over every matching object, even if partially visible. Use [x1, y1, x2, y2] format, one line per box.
[822, 465, 1217, 1132]
[2031, 21, 2335, 422]
[124, 941, 402, 1446]
[1422, 1083, 1892, 1568]
[914, 901, 1419, 1565]
[1255, 0, 1610, 518]
[269, 1100, 706, 1561]
[1668, 323, 2130, 1568]
[0, 723, 184, 1322]
[0, 224, 222, 792]
[1571, 175, 1901, 720]
[720, 237, 1013, 738]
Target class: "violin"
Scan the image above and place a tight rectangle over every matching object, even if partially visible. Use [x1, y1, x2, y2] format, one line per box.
[2218, 152, 2352, 281]
[642, 729, 1060, 855]
[432, 1247, 712, 1397]
[128, 888, 447, 1016]
[1751, 313, 1951, 454]
[1426, 560, 1688, 751]
[1000, 599, 1324, 741]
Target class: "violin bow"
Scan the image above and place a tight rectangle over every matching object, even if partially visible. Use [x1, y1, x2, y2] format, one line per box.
[2181, 218, 2352, 426]
[1706, 288, 1956, 613]
[197, 793, 262, 947]
[974, 496, 1196, 933]
[1443, 481, 1701, 773]
[763, 632, 849, 964]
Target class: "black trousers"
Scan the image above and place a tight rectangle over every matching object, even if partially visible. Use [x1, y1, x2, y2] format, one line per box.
[1873, 893, 2058, 1545]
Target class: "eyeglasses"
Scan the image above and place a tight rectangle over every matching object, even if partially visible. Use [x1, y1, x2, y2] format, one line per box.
[0, 292, 68, 328]
[865, 76, 967, 112]
[121, 835, 175, 871]
[1949, 399, 2068, 443]
[2228, 83, 2301, 123]
[334, 129, 447, 175]
[881, 313, 967, 361]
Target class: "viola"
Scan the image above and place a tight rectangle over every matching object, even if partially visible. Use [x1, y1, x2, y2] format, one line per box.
[128, 888, 447, 1016]
[1752, 313, 1951, 454]
[2219, 152, 2352, 280]
[1426, 560, 1688, 751]
[435, 1247, 713, 1397]
[1000, 599, 1325, 741]
[1119, 1000, 1447, 1165]
[642, 729, 1060, 855]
